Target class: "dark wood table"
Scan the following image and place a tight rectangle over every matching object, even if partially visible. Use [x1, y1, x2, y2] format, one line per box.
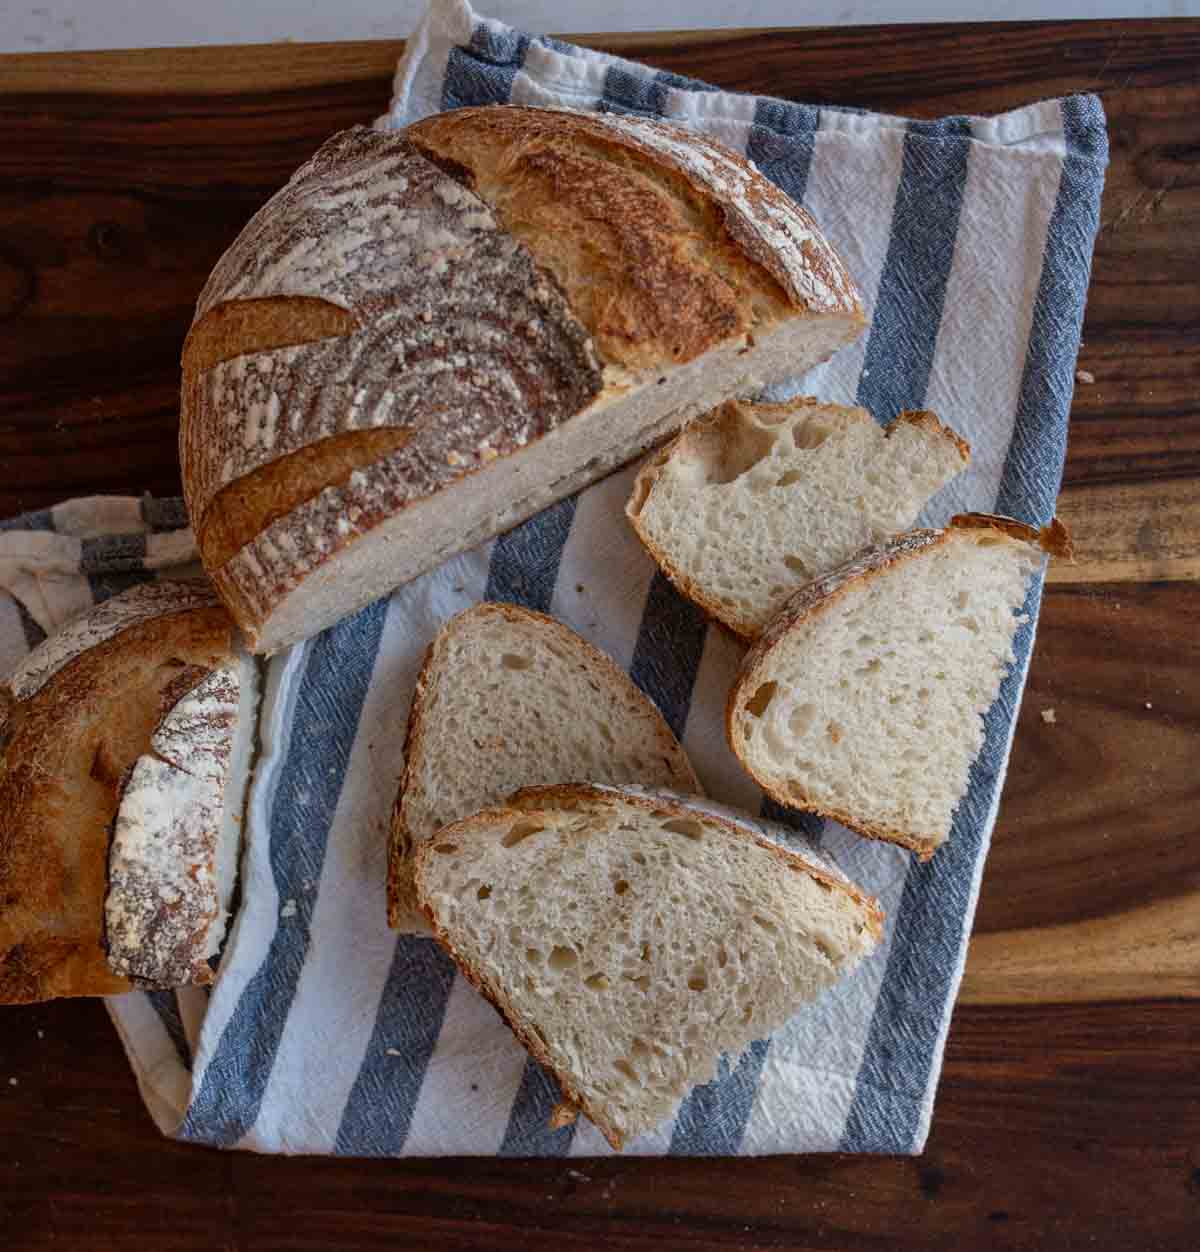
[1, 18, 1198, 1251]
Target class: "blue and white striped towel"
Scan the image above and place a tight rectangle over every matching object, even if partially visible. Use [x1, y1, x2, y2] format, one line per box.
[0, 0, 1106, 1156]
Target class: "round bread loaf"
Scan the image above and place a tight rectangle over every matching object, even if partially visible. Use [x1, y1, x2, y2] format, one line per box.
[181, 106, 865, 654]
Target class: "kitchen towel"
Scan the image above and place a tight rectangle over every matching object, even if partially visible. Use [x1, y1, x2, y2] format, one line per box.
[0, 0, 1106, 1155]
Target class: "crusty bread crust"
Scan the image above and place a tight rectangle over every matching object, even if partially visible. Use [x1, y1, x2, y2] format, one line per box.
[182, 109, 865, 650]
[726, 513, 1070, 859]
[626, 402, 971, 641]
[0, 585, 236, 1003]
[413, 783, 883, 1149]
[387, 603, 701, 929]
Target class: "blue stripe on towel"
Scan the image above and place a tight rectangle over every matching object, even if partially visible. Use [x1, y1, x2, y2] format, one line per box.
[146, 989, 191, 1070]
[179, 600, 389, 1146]
[855, 127, 971, 422]
[334, 937, 458, 1155]
[669, 1041, 771, 1155]
[746, 98, 821, 207]
[443, 22, 530, 110]
[839, 97, 1106, 1153]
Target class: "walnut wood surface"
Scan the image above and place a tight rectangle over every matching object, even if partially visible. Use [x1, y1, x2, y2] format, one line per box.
[0, 18, 1197, 1252]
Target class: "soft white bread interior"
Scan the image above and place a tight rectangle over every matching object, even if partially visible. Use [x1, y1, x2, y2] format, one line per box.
[181, 108, 865, 653]
[389, 603, 700, 931]
[727, 514, 1072, 858]
[627, 397, 970, 639]
[106, 650, 259, 987]
[0, 583, 241, 1004]
[414, 784, 882, 1150]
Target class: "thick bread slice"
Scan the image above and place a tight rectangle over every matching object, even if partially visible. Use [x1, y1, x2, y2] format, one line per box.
[389, 603, 700, 931]
[627, 398, 970, 639]
[727, 514, 1073, 859]
[414, 784, 883, 1150]
[0, 584, 238, 1004]
[181, 109, 865, 653]
[105, 651, 260, 987]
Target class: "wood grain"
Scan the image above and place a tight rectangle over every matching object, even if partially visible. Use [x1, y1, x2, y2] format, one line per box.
[2, 992, 1198, 1251]
[1, 18, 1199, 1252]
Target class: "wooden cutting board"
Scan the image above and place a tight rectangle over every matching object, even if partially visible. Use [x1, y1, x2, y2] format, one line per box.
[0, 18, 1197, 1252]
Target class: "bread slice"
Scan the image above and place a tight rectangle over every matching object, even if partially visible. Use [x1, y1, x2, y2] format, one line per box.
[105, 650, 259, 987]
[181, 108, 865, 653]
[414, 783, 883, 1150]
[389, 604, 700, 931]
[627, 397, 970, 639]
[0, 583, 245, 1003]
[727, 514, 1073, 859]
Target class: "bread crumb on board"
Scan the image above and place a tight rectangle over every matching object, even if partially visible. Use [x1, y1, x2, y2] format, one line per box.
[1041, 707, 1057, 724]
[1075, 369, 1095, 384]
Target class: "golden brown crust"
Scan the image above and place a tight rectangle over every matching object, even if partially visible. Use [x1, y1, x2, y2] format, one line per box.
[409, 111, 757, 369]
[408, 107, 863, 373]
[950, 512, 1074, 559]
[892, 409, 972, 462]
[726, 513, 1065, 856]
[198, 427, 415, 571]
[387, 603, 702, 929]
[0, 591, 236, 1004]
[182, 295, 356, 375]
[414, 784, 883, 1148]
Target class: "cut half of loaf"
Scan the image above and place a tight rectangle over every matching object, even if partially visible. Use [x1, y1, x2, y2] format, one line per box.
[727, 514, 1073, 859]
[181, 108, 865, 653]
[389, 603, 700, 931]
[627, 398, 970, 640]
[0, 583, 254, 1003]
[414, 784, 883, 1150]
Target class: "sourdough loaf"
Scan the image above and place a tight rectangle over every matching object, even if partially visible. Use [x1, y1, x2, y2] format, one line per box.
[181, 107, 865, 653]
[414, 783, 882, 1150]
[727, 514, 1072, 858]
[0, 583, 251, 1003]
[627, 397, 970, 639]
[389, 603, 700, 930]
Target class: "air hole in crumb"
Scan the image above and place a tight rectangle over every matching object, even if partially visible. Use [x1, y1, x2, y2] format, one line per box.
[793, 422, 832, 450]
[614, 1059, 637, 1082]
[788, 704, 816, 736]
[745, 681, 777, 718]
[741, 1004, 754, 1024]
[624, 973, 651, 992]
[526, 948, 543, 964]
[783, 555, 809, 578]
[614, 879, 630, 895]
[826, 721, 843, 744]
[956, 590, 970, 610]
[717, 945, 729, 968]
[707, 421, 777, 484]
[548, 946, 577, 971]
[753, 915, 778, 934]
[631, 1037, 651, 1058]
[434, 842, 459, 854]
[632, 851, 647, 866]
[477, 884, 491, 900]
[777, 469, 804, 488]
[687, 967, 708, 992]
[661, 818, 704, 841]
[584, 973, 609, 990]
[500, 653, 532, 670]
[501, 820, 545, 848]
